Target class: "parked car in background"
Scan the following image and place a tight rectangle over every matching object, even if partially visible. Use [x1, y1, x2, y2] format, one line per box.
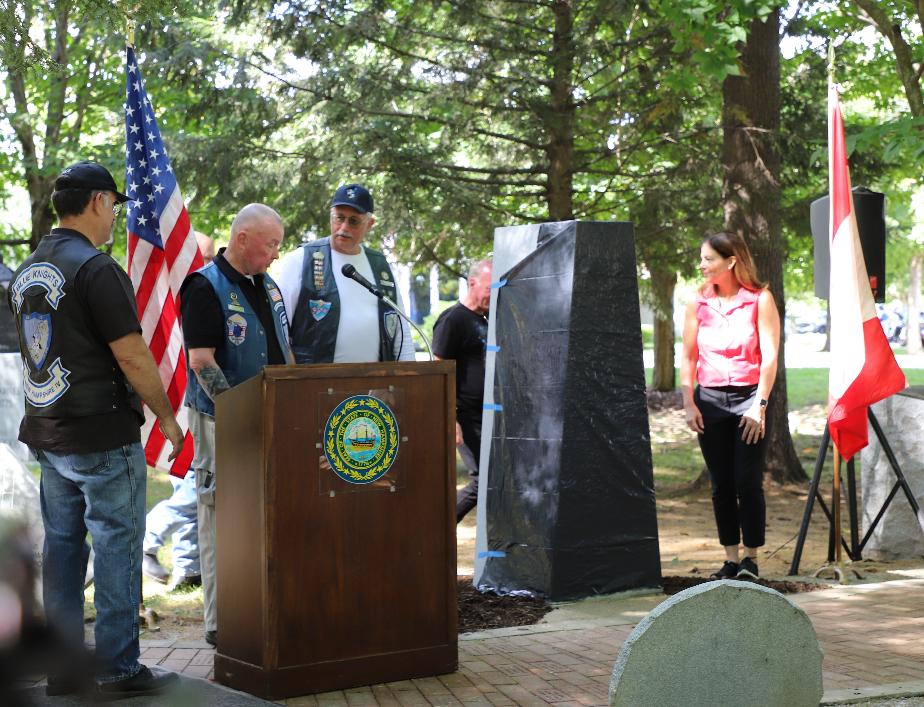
[793, 311, 827, 335]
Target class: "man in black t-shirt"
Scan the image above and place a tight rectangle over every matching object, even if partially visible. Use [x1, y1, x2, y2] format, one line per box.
[7, 161, 183, 698]
[179, 204, 292, 647]
[433, 259, 492, 523]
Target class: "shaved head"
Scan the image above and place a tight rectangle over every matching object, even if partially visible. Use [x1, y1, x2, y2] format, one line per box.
[230, 203, 283, 240]
[224, 203, 284, 276]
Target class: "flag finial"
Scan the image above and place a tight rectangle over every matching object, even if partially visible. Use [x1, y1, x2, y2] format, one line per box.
[127, 18, 135, 48]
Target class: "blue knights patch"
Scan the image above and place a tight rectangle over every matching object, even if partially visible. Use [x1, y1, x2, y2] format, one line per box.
[309, 299, 332, 321]
[23, 358, 71, 407]
[227, 313, 247, 346]
[11, 262, 66, 312]
[22, 313, 51, 370]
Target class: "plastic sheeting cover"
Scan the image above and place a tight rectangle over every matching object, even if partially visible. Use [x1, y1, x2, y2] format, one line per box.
[477, 221, 661, 601]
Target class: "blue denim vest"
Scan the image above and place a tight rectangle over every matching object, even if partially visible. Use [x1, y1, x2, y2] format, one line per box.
[289, 238, 401, 363]
[184, 261, 291, 417]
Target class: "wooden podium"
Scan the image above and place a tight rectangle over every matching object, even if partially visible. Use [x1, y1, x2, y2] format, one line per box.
[213, 361, 458, 699]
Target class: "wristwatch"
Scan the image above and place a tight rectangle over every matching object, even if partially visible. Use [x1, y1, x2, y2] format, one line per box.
[759, 398, 768, 407]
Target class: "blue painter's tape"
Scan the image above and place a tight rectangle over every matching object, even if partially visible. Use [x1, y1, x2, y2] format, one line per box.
[490, 279, 507, 289]
[477, 550, 507, 559]
[486, 345, 500, 352]
[483, 403, 502, 412]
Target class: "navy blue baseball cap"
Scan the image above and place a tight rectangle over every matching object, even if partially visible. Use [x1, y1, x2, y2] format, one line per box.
[331, 184, 374, 214]
[55, 161, 130, 203]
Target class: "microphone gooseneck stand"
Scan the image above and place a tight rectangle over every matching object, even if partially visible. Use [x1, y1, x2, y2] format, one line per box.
[340, 263, 434, 361]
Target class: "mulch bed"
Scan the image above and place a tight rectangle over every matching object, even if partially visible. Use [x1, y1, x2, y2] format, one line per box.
[458, 574, 830, 633]
[457, 576, 552, 633]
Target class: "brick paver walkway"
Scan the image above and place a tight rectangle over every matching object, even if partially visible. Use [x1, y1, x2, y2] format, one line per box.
[130, 578, 924, 705]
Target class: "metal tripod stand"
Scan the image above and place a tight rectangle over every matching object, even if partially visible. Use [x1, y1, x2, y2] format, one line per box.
[788, 408, 924, 578]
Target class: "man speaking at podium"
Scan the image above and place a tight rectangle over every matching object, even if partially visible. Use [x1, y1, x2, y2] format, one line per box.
[180, 204, 292, 648]
[275, 183, 415, 363]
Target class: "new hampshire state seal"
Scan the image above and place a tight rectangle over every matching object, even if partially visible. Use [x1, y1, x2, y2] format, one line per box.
[324, 395, 399, 484]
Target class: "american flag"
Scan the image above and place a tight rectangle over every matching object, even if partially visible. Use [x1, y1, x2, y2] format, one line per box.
[124, 45, 202, 477]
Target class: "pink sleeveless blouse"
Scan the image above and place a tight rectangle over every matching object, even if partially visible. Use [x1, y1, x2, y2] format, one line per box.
[695, 287, 762, 387]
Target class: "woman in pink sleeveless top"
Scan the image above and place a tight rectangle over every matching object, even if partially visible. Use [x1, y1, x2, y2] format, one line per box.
[679, 232, 780, 581]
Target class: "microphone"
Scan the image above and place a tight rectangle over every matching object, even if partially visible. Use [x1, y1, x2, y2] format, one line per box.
[341, 264, 382, 298]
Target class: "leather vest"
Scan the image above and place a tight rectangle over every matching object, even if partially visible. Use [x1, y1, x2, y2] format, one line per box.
[289, 238, 401, 364]
[10, 229, 143, 421]
[184, 261, 292, 417]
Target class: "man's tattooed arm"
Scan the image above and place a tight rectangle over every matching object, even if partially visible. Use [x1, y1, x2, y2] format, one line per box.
[196, 364, 231, 402]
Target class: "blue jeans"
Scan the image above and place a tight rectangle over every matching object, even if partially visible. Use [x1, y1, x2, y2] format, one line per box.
[143, 469, 200, 577]
[36, 443, 146, 683]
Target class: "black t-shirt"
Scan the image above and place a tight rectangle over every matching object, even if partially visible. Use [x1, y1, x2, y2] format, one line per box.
[179, 251, 285, 365]
[17, 233, 144, 453]
[432, 302, 488, 419]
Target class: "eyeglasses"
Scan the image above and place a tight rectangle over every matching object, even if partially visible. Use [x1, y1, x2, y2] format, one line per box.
[99, 192, 122, 216]
[331, 213, 366, 228]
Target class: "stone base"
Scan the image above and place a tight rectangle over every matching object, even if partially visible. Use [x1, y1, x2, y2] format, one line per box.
[860, 389, 924, 559]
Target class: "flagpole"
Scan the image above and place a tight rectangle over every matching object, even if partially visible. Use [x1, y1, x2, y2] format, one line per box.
[812, 44, 862, 584]
[832, 448, 842, 565]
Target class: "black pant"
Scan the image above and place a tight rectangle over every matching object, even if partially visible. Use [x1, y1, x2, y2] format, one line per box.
[456, 414, 481, 523]
[695, 385, 767, 548]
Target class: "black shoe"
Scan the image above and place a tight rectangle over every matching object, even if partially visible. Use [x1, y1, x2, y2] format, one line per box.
[142, 553, 169, 584]
[205, 630, 217, 647]
[96, 665, 178, 700]
[710, 561, 739, 580]
[169, 574, 202, 592]
[737, 556, 759, 579]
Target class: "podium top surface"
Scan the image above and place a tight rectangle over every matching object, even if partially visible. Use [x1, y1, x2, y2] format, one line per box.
[254, 360, 454, 381]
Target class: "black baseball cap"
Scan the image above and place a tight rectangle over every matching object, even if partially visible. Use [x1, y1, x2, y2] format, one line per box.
[331, 183, 374, 214]
[55, 161, 130, 203]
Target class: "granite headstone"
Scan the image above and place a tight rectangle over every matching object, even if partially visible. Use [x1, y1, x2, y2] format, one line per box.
[609, 580, 823, 707]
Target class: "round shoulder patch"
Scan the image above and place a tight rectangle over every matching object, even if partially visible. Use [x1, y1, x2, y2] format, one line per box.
[324, 395, 400, 484]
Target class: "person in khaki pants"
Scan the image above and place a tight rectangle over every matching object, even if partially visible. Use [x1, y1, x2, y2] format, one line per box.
[180, 205, 292, 647]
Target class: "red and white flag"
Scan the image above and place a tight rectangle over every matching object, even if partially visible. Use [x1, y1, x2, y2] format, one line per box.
[124, 45, 203, 477]
[826, 83, 906, 460]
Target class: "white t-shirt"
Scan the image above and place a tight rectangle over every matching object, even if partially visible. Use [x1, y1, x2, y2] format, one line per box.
[330, 248, 380, 362]
[272, 244, 416, 362]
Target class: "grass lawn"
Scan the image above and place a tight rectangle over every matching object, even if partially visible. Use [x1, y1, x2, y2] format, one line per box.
[646, 367, 924, 489]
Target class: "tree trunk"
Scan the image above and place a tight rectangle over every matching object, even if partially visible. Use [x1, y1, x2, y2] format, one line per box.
[650, 265, 677, 391]
[28, 175, 56, 249]
[546, 0, 575, 221]
[907, 253, 923, 354]
[722, 10, 806, 484]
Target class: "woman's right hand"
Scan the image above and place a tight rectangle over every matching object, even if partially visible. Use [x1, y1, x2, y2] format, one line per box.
[684, 404, 704, 434]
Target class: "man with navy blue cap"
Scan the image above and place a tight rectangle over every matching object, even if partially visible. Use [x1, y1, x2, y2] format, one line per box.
[275, 183, 415, 363]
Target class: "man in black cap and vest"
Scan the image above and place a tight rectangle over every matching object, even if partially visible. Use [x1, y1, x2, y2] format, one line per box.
[275, 184, 415, 363]
[180, 203, 292, 648]
[7, 161, 183, 698]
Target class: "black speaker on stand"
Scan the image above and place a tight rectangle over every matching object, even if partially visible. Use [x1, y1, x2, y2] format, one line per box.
[810, 186, 886, 302]
[791, 187, 924, 578]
